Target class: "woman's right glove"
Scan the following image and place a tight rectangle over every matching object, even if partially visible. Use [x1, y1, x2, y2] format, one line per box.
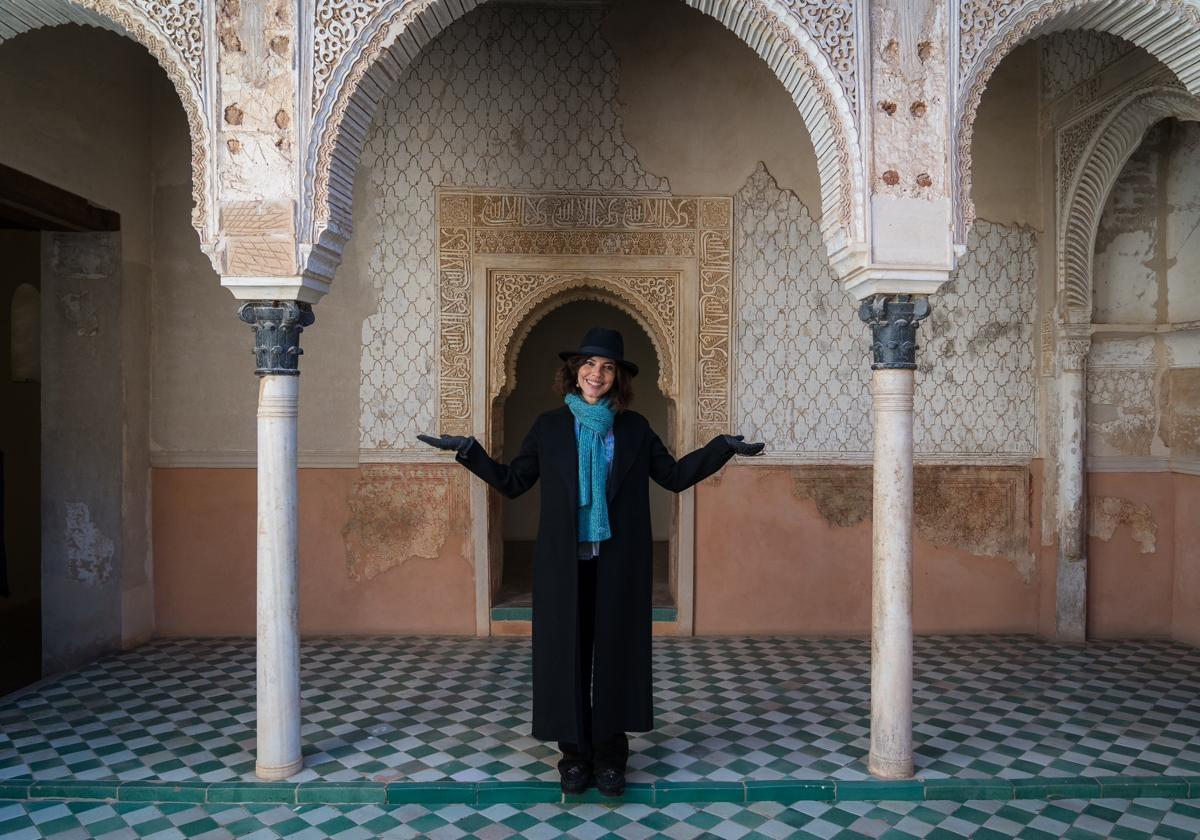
[416, 434, 475, 455]
[721, 434, 765, 456]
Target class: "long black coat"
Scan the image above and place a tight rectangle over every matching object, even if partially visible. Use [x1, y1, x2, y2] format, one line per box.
[458, 406, 735, 743]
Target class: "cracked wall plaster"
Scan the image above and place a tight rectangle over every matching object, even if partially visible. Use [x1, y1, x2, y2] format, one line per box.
[1089, 495, 1157, 553]
[64, 501, 114, 586]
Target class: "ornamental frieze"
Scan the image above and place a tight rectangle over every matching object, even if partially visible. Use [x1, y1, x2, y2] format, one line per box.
[437, 190, 732, 447]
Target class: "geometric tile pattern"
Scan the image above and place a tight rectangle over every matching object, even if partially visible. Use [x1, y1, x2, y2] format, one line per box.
[734, 166, 1037, 460]
[358, 4, 668, 452]
[3, 636, 1200, 786]
[4, 797, 1200, 839]
[1040, 30, 1134, 101]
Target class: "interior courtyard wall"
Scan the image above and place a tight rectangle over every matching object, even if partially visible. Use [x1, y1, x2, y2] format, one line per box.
[153, 1, 1047, 636]
[1086, 116, 1200, 638]
[0, 26, 170, 655]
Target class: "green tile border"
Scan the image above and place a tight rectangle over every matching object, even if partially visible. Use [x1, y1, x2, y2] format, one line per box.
[386, 782, 476, 805]
[836, 779, 924, 801]
[745, 779, 835, 802]
[298, 781, 387, 804]
[0, 781, 33, 800]
[2, 774, 1199, 806]
[206, 781, 298, 803]
[655, 781, 745, 804]
[28, 780, 121, 801]
[118, 781, 209, 803]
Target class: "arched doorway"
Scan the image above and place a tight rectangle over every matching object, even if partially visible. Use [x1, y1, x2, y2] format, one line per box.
[490, 300, 675, 619]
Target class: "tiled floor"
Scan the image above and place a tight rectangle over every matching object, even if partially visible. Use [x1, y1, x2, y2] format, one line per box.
[1, 636, 1199, 785]
[4, 797, 1200, 839]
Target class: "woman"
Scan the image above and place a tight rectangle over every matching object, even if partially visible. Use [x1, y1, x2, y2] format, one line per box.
[418, 327, 764, 796]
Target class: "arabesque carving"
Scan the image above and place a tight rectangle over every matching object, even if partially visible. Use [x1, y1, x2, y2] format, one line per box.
[490, 272, 680, 404]
[955, 0, 1200, 240]
[437, 190, 732, 446]
[305, 0, 863, 288]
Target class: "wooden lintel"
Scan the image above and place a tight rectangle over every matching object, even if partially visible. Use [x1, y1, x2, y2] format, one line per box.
[0, 162, 121, 232]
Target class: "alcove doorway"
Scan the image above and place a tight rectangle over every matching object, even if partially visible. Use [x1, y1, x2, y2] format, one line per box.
[493, 300, 675, 615]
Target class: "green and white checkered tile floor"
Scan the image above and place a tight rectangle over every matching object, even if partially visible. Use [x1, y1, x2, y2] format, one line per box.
[1, 635, 1199, 786]
[4, 797, 1200, 839]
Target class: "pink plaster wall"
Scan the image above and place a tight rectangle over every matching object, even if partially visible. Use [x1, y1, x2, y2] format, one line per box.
[1172, 473, 1200, 646]
[153, 468, 476, 636]
[693, 465, 1040, 636]
[1086, 471, 1175, 638]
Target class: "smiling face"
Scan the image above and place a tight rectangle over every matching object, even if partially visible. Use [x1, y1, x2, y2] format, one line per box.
[576, 355, 617, 404]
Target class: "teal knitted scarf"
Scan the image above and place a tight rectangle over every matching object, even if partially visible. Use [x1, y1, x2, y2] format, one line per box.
[565, 393, 615, 543]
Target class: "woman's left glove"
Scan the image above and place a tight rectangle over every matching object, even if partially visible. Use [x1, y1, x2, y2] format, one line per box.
[417, 433, 476, 454]
[722, 434, 765, 456]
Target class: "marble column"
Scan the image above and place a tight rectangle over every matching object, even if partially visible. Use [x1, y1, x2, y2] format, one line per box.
[859, 294, 929, 780]
[238, 301, 315, 781]
[1055, 333, 1090, 642]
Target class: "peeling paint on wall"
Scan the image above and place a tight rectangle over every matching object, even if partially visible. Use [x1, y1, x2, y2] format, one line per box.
[1089, 496, 1157, 554]
[342, 466, 468, 581]
[793, 465, 1034, 581]
[64, 501, 114, 585]
[58, 291, 98, 336]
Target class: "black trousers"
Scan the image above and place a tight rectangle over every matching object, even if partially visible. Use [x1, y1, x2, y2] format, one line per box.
[557, 557, 629, 773]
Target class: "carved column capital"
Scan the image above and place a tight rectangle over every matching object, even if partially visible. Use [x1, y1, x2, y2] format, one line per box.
[858, 294, 931, 370]
[238, 301, 316, 376]
[1055, 333, 1090, 374]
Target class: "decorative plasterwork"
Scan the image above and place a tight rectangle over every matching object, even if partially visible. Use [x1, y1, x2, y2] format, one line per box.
[437, 190, 732, 446]
[65, 0, 212, 238]
[954, 0, 1200, 242]
[491, 272, 680, 405]
[303, 0, 863, 288]
[1058, 85, 1200, 319]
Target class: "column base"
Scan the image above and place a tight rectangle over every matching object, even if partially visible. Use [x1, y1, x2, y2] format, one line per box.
[868, 752, 914, 780]
[255, 757, 304, 781]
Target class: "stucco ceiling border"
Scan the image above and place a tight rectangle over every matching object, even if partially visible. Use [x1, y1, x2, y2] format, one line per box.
[954, 0, 1200, 248]
[1057, 84, 1200, 320]
[300, 0, 864, 288]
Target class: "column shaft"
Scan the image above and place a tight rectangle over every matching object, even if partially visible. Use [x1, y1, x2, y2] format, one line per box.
[255, 374, 302, 780]
[1055, 363, 1087, 641]
[239, 300, 313, 782]
[868, 369, 915, 779]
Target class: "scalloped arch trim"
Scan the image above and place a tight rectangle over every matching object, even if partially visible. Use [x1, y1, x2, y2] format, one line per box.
[1058, 85, 1200, 317]
[955, 0, 1200, 243]
[303, 0, 862, 284]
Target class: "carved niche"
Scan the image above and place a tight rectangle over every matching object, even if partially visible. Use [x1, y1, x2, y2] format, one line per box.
[437, 191, 733, 447]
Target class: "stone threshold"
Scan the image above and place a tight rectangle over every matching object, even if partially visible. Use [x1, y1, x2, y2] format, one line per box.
[1, 775, 1198, 806]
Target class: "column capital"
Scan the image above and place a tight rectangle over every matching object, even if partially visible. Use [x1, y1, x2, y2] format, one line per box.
[858, 294, 931, 370]
[1055, 327, 1091, 374]
[238, 301, 316, 376]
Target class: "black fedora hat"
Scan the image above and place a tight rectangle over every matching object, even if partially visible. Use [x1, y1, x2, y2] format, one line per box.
[559, 327, 639, 377]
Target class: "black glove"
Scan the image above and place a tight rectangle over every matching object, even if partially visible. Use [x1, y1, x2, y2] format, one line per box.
[417, 433, 475, 454]
[722, 434, 765, 456]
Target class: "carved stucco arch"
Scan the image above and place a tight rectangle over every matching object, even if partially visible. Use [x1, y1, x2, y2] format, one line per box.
[0, 0, 214, 245]
[1058, 85, 1200, 319]
[302, 0, 864, 285]
[491, 278, 679, 411]
[955, 0, 1200, 245]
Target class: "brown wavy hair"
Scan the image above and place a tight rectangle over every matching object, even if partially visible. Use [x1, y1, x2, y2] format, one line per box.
[554, 354, 634, 412]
